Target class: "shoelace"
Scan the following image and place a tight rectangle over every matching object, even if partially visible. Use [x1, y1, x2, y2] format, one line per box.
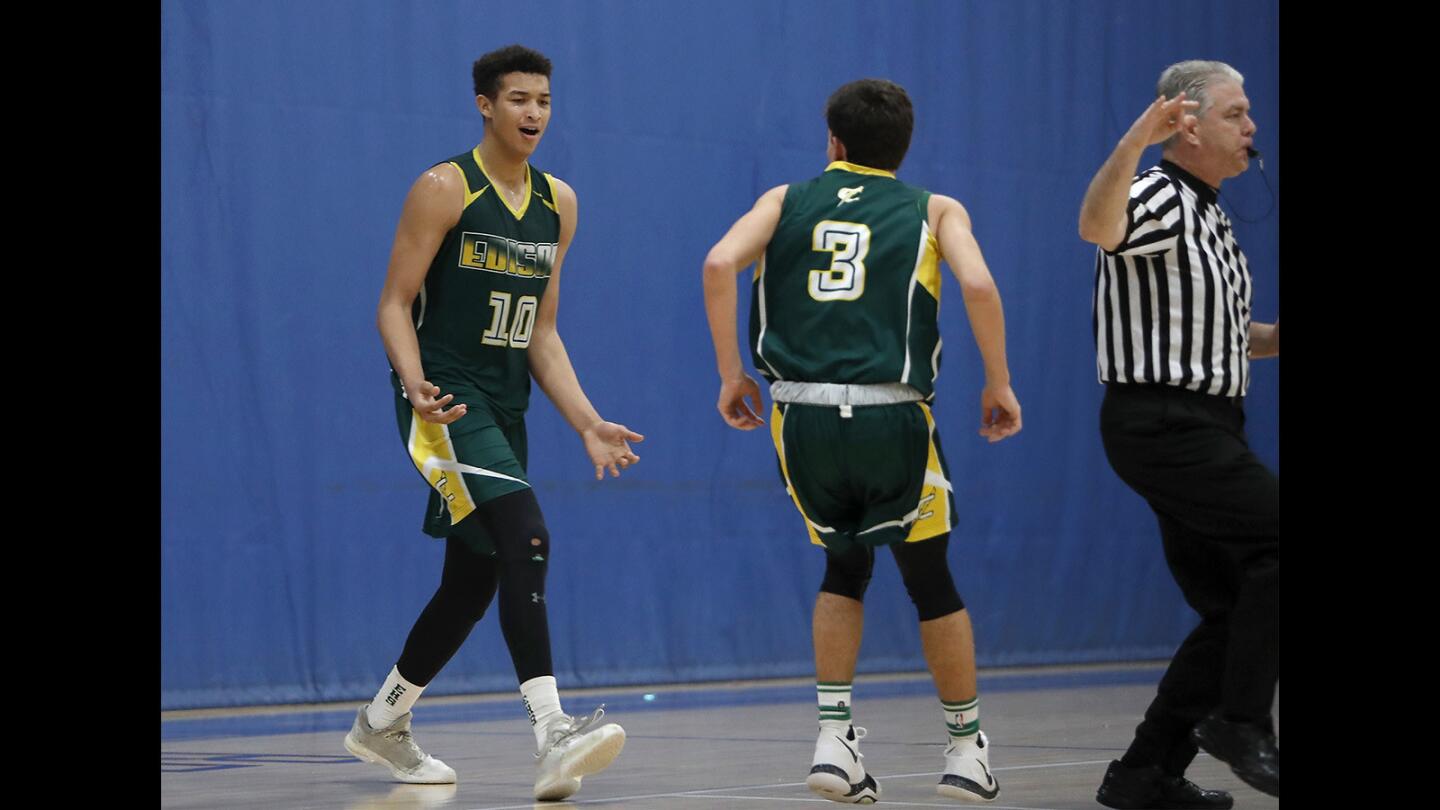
[381, 724, 424, 756]
[539, 705, 608, 756]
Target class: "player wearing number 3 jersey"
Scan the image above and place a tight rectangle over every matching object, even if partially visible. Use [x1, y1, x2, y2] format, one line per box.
[703, 79, 1022, 804]
[352, 45, 637, 801]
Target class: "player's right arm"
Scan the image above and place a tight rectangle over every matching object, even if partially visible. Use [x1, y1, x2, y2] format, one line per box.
[376, 165, 468, 425]
[702, 184, 788, 430]
[930, 194, 1022, 443]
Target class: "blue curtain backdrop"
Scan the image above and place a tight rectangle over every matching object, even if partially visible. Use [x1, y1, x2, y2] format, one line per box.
[161, 0, 1280, 709]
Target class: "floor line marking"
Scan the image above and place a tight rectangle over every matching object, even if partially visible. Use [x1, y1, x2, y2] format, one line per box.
[463, 758, 1111, 810]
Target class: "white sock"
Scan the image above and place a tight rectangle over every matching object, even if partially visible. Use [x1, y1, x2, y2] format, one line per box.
[943, 696, 980, 745]
[365, 665, 425, 729]
[818, 681, 853, 731]
[520, 675, 565, 750]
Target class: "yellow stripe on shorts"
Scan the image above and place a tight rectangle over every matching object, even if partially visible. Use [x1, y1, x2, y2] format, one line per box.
[770, 403, 829, 547]
[904, 402, 953, 542]
[407, 413, 478, 526]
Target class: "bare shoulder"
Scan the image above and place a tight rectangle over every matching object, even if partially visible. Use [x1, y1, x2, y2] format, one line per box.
[752, 183, 789, 214]
[402, 163, 463, 228]
[414, 162, 463, 196]
[927, 193, 971, 230]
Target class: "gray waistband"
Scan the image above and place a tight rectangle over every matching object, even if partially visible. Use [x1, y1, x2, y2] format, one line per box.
[769, 381, 925, 407]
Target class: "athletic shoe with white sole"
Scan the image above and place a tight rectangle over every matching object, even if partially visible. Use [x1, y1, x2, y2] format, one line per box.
[533, 705, 627, 801]
[937, 730, 999, 802]
[806, 724, 880, 804]
[344, 706, 457, 784]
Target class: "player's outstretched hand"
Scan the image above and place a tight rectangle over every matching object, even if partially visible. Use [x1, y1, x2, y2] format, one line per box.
[1125, 92, 1200, 149]
[409, 380, 468, 425]
[717, 374, 766, 431]
[583, 421, 644, 480]
[979, 384, 1022, 443]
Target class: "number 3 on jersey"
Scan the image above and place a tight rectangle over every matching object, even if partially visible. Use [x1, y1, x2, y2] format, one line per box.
[809, 220, 871, 301]
[481, 291, 538, 348]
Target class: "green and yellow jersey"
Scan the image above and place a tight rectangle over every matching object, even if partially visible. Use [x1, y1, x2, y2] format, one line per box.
[392, 146, 562, 425]
[750, 161, 943, 398]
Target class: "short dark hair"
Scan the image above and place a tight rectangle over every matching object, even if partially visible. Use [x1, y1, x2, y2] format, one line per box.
[472, 45, 552, 99]
[824, 79, 914, 171]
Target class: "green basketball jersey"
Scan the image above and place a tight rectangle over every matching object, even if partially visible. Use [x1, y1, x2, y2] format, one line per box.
[392, 146, 561, 425]
[750, 161, 943, 398]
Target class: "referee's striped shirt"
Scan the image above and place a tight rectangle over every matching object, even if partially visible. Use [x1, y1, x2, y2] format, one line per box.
[1092, 159, 1252, 398]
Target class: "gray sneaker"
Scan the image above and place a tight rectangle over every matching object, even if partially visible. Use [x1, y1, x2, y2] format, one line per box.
[533, 705, 627, 801]
[344, 706, 457, 784]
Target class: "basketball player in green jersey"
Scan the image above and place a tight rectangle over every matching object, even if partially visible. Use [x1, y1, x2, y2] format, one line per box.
[703, 79, 1022, 804]
[345, 45, 639, 802]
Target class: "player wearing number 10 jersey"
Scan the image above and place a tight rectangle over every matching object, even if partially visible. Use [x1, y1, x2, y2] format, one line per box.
[353, 45, 637, 801]
[394, 142, 562, 539]
[703, 79, 1022, 804]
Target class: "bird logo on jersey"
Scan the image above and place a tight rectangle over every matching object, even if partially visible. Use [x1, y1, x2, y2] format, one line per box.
[837, 186, 865, 205]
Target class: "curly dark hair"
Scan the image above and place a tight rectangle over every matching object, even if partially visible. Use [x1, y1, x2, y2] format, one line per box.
[824, 79, 914, 172]
[472, 45, 553, 99]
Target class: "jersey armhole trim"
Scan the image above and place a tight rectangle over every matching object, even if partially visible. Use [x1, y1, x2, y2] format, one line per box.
[450, 161, 490, 209]
[540, 171, 561, 219]
[916, 191, 941, 261]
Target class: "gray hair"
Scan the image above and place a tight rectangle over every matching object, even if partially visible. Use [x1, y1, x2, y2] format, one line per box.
[1157, 60, 1244, 149]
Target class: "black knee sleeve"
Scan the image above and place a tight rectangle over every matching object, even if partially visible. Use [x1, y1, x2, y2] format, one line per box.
[473, 489, 554, 683]
[451, 488, 550, 560]
[494, 517, 550, 566]
[820, 544, 876, 601]
[891, 534, 965, 621]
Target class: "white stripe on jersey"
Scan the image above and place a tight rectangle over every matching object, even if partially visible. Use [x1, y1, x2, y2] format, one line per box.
[754, 255, 782, 379]
[1094, 164, 1253, 398]
[900, 222, 932, 383]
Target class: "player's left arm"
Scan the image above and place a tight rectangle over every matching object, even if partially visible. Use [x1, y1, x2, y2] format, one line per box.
[527, 176, 644, 480]
[931, 194, 1022, 443]
[1248, 319, 1279, 359]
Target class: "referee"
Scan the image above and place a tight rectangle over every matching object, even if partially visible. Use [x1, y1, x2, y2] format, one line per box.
[1078, 61, 1279, 808]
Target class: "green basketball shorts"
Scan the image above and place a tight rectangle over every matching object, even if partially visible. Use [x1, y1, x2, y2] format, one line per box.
[394, 389, 530, 554]
[769, 399, 956, 551]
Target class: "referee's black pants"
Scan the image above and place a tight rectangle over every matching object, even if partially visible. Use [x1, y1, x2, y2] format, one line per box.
[1099, 383, 1278, 775]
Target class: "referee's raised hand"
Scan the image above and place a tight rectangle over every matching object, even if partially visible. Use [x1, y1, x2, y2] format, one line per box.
[1125, 92, 1200, 148]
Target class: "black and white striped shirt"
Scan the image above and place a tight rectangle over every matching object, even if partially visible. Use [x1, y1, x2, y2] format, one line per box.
[1092, 160, 1252, 398]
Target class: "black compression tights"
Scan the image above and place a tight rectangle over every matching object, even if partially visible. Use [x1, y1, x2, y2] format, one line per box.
[395, 489, 554, 686]
[820, 534, 966, 621]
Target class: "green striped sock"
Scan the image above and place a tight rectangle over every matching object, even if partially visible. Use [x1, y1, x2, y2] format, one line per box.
[818, 681, 852, 726]
[942, 697, 980, 741]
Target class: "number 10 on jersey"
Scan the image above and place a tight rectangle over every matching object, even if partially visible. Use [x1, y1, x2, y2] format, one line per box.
[481, 291, 539, 348]
[809, 220, 871, 301]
